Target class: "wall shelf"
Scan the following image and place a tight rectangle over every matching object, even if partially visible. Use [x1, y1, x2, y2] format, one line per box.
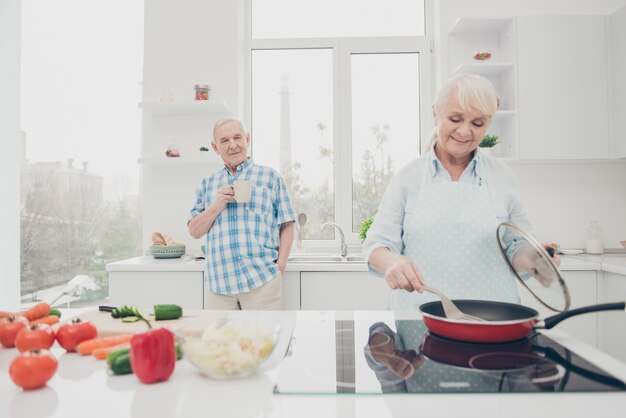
[451, 63, 515, 77]
[139, 100, 230, 115]
[138, 157, 218, 166]
[450, 17, 514, 34]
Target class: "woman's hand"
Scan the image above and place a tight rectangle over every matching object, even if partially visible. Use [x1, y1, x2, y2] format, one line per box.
[382, 253, 425, 293]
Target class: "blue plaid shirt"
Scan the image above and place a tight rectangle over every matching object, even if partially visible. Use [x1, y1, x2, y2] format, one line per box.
[189, 158, 296, 295]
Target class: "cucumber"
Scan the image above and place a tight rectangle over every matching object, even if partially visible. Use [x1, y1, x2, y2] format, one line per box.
[121, 316, 139, 323]
[107, 345, 183, 376]
[49, 308, 62, 318]
[107, 347, 132, 375]
[111, 305, 144, 319]
[153, 304, 183, 321]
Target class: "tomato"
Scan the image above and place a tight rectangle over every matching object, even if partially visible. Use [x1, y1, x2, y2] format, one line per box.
[56, 319, 97, 352]
[9, 350, 58, 390]
[15, 324, 55, 352]
[0, 316, 29, 347]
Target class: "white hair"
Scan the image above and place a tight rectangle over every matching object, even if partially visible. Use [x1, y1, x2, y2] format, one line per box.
[423, 73, 498, 152]
[212, 118, 248, 143]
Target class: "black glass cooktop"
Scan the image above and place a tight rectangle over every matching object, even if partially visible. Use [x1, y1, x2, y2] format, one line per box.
[273, 314, 626, 394]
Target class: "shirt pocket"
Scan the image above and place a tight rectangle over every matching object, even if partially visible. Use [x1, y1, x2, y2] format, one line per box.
[247, 186, 272, 217]
[493, 202, 510, 223]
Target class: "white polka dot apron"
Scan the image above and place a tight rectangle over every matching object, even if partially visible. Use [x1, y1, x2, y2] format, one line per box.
[390, 178, 520, 310]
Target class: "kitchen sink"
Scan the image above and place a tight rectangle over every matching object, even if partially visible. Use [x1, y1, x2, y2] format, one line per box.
[287, 254, 365, 263]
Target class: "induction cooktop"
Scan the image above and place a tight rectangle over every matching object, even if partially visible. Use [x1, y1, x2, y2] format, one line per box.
[273, 314, 626, 394]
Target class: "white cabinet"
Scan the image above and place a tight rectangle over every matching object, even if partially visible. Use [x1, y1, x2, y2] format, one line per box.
[516, 16, 609, 160]
[300, 272, 390, 310]
[610, 5, 626, 159]
[109, 271, 204, 309]
[447, 15, 612, 161]
[282, 271, 301, 310]
[448, 17, 518, 159]
[598, 271, 626, 364]
[517, 271, 598, 348]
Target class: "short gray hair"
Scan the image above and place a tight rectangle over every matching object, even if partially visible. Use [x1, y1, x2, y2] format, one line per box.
[424, 73, 498, 152]
[212, 118, 248, 143]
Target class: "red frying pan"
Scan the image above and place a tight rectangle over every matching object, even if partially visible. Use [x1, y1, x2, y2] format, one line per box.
[420, 299, 625, 343]
[419, 222, 626, 343]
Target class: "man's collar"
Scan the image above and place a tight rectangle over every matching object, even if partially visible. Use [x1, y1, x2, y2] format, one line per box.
[224, 157, 253, 176]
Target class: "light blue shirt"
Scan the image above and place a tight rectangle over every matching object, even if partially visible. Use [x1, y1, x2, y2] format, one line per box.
[189, 158, 296, 294]
[363, 148, 531, 271]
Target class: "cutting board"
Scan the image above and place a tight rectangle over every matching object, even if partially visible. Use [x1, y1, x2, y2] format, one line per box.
[58, 309, 229, 338]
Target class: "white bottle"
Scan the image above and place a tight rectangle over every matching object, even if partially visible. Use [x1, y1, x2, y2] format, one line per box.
[585, 220, 604, 254]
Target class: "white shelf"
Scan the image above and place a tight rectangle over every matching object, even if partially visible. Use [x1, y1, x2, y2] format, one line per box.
[139, 100, 230, 115]
[138, 157, 218, 166]
[451, 63, 515, 77]
[494, 110, 516, 120]
[449, 17, 514, 34]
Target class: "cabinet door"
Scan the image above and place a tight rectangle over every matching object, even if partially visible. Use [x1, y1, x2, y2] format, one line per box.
[300, 272, 390, 310]
[517, 16, 609, 160]
[109, 271, 204, 309]
[599, 272, 626, 364]
[517, 270, 598, 347]
[282, 271, 301, 310]
[610, 5, 626, 159]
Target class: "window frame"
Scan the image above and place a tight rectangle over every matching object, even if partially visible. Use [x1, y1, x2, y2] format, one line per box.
[244, 0, 433, 250]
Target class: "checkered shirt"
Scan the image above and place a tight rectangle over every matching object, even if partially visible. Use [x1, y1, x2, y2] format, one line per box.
[189, 158, 295, 294]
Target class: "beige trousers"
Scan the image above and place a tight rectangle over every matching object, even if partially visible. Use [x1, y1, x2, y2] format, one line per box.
[205, 274, 283, 310]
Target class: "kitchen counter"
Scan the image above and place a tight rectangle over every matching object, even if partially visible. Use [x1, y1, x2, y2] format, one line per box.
[566, 253, 626, 275]
[106, 254, 617, 274]
[1, 310, 626, 418]
[106, 255, 369, 272]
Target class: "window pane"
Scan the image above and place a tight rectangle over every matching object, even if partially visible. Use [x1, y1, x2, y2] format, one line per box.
[252, 0, 425, 39]
[351, 53, 420, 232]
[20, 0, 143, 307]
[251, 49, 334, 239]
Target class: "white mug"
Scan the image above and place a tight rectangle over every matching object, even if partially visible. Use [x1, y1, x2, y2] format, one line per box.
[233, 180, 252, 203]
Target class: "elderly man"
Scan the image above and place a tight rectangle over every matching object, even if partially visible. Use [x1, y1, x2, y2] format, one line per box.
[188, 118, 295, 310]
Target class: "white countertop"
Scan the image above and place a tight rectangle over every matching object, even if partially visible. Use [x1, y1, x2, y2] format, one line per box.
[106, 255, 369, 272]
[106, 254, 626, 275]
[1, 310, 625, 418]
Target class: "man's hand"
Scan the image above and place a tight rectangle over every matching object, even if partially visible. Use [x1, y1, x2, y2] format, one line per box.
[383, 253, 425, 293]
[214, 185, 236, 211]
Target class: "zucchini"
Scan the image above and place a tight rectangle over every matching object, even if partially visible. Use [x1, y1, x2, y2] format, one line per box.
[107, 345, 183, 376]
[153, 304, 183, 321]
[121, 316, 139, 323]
[49, 308, 62, 318]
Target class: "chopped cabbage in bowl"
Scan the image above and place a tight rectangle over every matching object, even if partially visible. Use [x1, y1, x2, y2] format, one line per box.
[182, 320, 280, 379]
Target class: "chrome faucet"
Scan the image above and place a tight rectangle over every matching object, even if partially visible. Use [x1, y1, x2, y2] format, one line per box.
[321, 222, 348, 257]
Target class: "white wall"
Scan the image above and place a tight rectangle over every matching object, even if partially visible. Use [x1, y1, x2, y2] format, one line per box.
[0, 0, 21, 310]
[437, 0, 626, 249]
[510, 162, 626, 248]
[141, 0, 245, 252]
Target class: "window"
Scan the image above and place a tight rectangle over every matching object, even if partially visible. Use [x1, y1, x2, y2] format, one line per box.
[249, 0, 431, 246]
[20, 0, 143, 307]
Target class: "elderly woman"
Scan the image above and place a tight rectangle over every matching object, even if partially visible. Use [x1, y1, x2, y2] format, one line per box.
[363, 73, 554, 310]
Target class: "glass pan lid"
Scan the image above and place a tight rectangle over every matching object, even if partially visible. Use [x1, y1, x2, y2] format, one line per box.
[497, 222, 570, 312]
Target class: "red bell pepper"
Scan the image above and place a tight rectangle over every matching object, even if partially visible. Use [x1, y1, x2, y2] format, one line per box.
[129, 328, 176, 384]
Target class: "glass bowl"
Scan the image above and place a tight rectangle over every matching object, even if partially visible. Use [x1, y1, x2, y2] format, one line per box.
[181, 319, 281, 379]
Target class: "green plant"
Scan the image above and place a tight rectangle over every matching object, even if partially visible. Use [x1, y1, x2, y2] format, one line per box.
[358, 215, 375, 242]
[199, 146, 209, 152]
[479, 134, 500, 148]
